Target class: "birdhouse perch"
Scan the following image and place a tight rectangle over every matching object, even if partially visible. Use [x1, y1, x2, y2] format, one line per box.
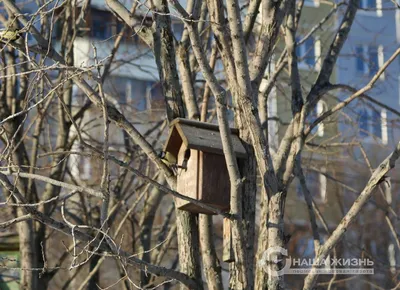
[163, 118, 247, 214]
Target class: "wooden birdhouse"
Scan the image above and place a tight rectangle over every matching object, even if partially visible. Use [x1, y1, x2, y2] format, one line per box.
[163, 118, 247, 214]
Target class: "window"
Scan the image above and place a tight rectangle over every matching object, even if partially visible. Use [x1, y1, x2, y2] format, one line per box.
[91, 11, 112, 39]
[371, 109, 382, 138]
[115, 20, 146, 45]
[81, 157, 92, 180]
[310, 100, 327, 137]
[355, 46, 367, 73]
[368, 46, 379, 76]
[296, 36, 320, 68]
[358, 108, 388, 144]
[304, 0, 320, 7]
[381, 109, 388, 144]
[355, 45, 384, 78]
[314, 39, 322, 70]
[103, 77, 128, 103]
[359, 0, 376, 9]
[359, 0, 382, 16]
[116, 21, 125, 34]
[146, 82, 164, 110]
[268, 93, 278, 150]
[125, 81, 132, 103]
[297, 169, 327, 203]
[398, 76, 400, 106]
[172, 22, 184, 40]
[377, 46, 385, 75]
[103, 77, 148, 111]
[359, 108, 369, 137]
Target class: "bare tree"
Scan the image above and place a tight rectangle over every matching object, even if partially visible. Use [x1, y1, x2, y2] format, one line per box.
[0, 0, 399, 289]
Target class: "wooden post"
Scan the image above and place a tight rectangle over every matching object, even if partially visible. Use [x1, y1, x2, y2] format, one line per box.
[223, 217, 234, 262]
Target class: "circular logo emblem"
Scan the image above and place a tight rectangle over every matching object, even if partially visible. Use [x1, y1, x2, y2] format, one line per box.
[259, 246, 291, 277]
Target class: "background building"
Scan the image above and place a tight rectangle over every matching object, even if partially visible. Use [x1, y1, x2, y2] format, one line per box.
[0, 0, 399, 288]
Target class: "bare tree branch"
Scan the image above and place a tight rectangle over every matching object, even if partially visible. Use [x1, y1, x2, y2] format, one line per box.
[303, 141, 400, 289]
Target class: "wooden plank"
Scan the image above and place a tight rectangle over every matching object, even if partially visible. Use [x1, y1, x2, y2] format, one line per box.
[200, 152, 230, 209]
[223, 218, 234, 262]
[176, 148, 199, 211]
[163, 127, 183, 161]
[176, 150, 230, 214]
[170, 118, 240, 135]
[177, 124, 247, 158]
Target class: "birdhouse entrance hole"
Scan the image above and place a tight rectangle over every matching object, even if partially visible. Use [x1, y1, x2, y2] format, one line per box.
[163, 118, 246, 214]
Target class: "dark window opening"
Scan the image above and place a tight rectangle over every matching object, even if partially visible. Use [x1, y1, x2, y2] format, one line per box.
[172, 22, 184, 40]
[146, 82, 164, 110]
[91, 11, 112, 39]
[359, 109, 369, 137]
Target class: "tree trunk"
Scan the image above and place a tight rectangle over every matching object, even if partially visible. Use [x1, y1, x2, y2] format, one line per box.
[266, 191, 285, 289]
[139, 175, 165, 286]
[17, 216, 37, 290]
[176, 209, 203, 289]
[199, 215, 223, 290]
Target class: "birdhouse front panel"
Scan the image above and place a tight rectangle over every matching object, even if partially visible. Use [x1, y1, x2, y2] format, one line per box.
[176, 147, 200, 212]
[176, 148, 231, 214]
[164, 118, 247, 214]
[198, 151, 230, 211]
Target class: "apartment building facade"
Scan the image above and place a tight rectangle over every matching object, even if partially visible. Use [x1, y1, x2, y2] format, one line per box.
[263, 0, 400, 288]
[335, 1, 400, 288]
[1, 0, 400, 288]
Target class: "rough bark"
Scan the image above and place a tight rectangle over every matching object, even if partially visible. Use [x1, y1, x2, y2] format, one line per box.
[304, 141, 400, 289]
[139, 175, 165, 287]
[199, 215, 223, 290]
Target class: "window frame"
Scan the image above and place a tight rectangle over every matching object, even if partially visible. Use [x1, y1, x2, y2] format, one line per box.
[303, 0, 320, 7]
[171, 22, 184, 41]
[310, 100, 328, 137]
[145, 82, 164, 110]
[358, 0, 382, 17]
[91, 11, 112, 39]
[296, 36, 320, 70]
[355, 45, 369, 74]
[355, 44, 385, 79]
[297, 168, 327, 204]
[358, 107, 388, 144]
[368, 46, 380, 77]
[267, 92, 279, 150]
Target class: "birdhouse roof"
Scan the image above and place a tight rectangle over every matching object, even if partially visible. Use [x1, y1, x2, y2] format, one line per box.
[163, 118, 247, 159]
